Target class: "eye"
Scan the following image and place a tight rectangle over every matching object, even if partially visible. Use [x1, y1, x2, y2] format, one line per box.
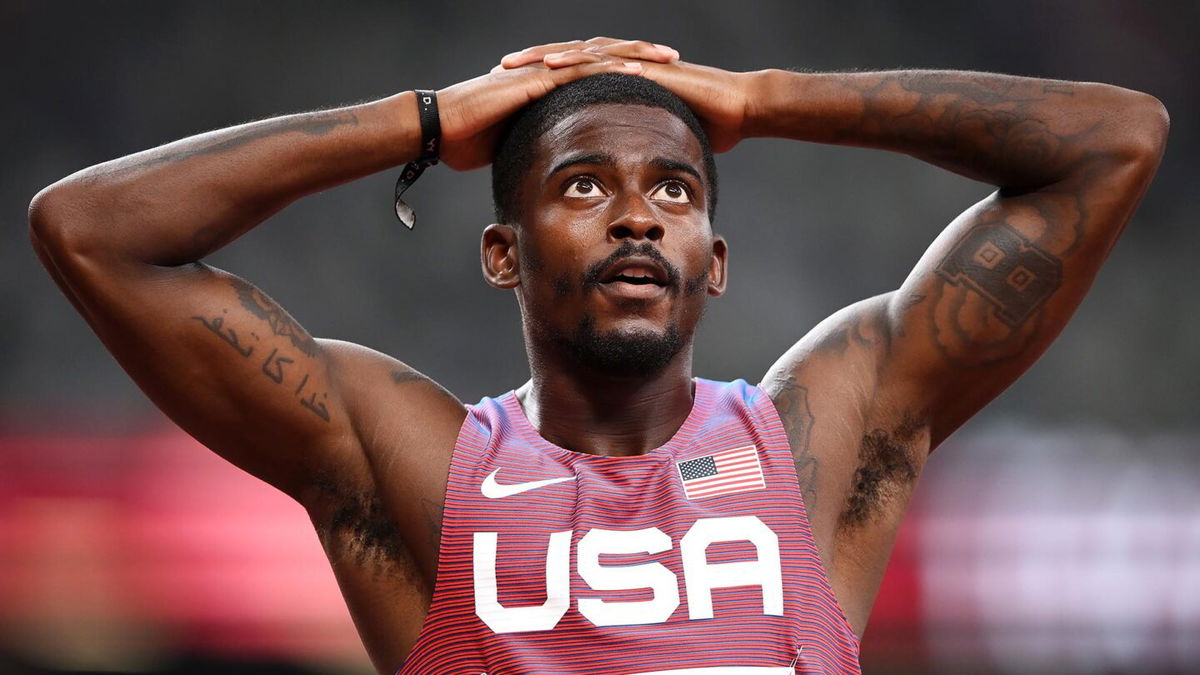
[564, 176, 607, 198]
[649, 180, 691, 204]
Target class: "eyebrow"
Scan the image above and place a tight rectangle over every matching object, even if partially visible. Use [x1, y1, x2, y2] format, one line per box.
[649, 157, 703, 185]
[548, 153, 704, 186]
[549, 153, 616, 177]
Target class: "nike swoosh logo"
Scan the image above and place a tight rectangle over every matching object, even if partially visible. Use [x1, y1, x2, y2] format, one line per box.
[481, 468, 576, 499]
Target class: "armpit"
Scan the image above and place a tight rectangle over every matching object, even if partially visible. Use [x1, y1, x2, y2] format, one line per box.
[839, 412, 928, 529]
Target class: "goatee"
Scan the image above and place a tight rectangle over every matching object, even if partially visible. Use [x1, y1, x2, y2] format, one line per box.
[562, 315, 683, 376]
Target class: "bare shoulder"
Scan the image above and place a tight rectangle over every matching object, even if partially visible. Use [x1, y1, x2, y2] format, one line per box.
[305, 340, 466, 563]
[320, 339, 467, 435]
[315, 339, 467, 495]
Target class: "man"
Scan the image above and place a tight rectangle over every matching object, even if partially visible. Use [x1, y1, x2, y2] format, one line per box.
[29, 37, 1167, 674]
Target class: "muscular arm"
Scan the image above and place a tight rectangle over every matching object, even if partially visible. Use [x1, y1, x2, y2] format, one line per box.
[28, 92, 476, 500]
[750, 69, 1168, 449]
[28, 97, 433, 500]
[750, 69, 1167, 629]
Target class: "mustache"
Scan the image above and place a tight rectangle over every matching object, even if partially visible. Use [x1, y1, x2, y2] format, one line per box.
[582, 241, 682, 289]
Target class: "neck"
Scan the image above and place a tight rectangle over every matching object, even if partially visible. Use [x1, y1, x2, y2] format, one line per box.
[516, 347, 696, 457]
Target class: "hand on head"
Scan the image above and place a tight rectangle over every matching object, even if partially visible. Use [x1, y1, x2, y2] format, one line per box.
[435, 40, 651, 170]
[492, 37, 756, 154]
[493, 37, 680, 72]
[437, 37, 755, 170]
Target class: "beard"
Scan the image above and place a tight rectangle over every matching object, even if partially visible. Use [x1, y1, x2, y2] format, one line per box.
[557, 315, 684, 377]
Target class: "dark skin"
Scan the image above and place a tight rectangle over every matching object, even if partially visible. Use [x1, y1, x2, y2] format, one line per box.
[29, 37, 1167, 673]
[485, 103, 727, 456]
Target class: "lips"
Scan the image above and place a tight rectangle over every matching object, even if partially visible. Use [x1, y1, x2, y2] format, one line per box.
[581, 243, 681, 302]
[598, 256, 669, 287]
[595, 257, 671, 301]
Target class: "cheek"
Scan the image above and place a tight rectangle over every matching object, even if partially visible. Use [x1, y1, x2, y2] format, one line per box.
[684, 268, 711, 296]
[552, 274, 574, 297]
[519, 241, 581, 301]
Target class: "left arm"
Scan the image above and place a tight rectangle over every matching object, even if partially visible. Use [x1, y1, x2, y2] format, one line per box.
[742, 68, 1169, 446]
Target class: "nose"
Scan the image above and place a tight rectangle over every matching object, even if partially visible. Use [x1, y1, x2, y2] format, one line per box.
[606, 194, 665, 243]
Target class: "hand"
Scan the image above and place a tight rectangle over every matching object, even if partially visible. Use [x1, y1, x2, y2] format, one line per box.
[494, 37, 680, 72]
[436, 40, 679, 170]
[494, 37, 755, 153]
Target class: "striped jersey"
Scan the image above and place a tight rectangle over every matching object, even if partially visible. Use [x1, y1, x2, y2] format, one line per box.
[399, 378, 861, 674]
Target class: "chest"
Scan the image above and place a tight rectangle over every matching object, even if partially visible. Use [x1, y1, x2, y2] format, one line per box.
[445, 445, 808, 633]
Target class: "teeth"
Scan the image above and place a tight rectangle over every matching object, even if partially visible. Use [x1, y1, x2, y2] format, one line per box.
[605, 265, 661, 285]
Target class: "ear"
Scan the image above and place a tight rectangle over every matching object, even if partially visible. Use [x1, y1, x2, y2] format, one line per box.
[482, 223, 520, 289]
[707, 235, 729, 297]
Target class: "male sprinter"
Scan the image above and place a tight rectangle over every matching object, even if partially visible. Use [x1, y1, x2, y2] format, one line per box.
[29, 38, 1167, 674]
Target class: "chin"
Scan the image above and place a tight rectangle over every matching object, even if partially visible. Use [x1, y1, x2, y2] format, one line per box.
[566, 316, 684, 376]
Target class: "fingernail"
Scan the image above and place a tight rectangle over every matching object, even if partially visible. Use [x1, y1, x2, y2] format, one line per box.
[622, 62, 644, 72]
[655, 43, 679, 57]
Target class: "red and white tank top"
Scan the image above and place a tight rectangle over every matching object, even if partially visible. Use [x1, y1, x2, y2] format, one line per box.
[399, 378, 861, 674]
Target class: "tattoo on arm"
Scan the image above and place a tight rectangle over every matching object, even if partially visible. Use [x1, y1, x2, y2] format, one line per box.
[935, 221, 1063, 328]
[91, 110, 360, 179]
[391, 369, 425, 385]
[843, 73, 1090, 187]
[926, 193, 1078, 367]
[191, 278, 331, 422]
[390, 367, 463, 409]
[809, 304, 892, 358]
[192, 309, 254, 357]
[261, 347, 293, 384]
[774, 376, 819, 508]
[233, 278, 319, 357]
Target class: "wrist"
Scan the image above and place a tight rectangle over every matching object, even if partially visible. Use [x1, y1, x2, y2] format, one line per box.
[368, 92, 425, 165]
[740, 68, 795, 139]
[741, 69, 853, 143]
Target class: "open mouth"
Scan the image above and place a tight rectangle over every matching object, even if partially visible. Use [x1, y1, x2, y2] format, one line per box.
[607, 270, 665, 286]
[597, 260, 671, 299]
[599, 258, 670, 287]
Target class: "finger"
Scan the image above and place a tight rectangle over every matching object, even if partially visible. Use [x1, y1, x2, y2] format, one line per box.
[497, 37, 664, 70]
[542, 49, 605, 69]
[500, 40, 588, 69]
[591, 39, 680, 63]
[545, 59, 643, 86]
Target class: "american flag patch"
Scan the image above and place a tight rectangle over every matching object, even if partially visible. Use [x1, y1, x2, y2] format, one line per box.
[676, 445, 765, 500]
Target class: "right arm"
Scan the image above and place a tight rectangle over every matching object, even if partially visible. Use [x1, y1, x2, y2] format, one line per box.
[26, 54, 654, 504]
[28, 96, 421, 502]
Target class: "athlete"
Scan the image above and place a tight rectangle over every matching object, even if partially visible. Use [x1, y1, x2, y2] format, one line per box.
[29, 38, 1167, 674]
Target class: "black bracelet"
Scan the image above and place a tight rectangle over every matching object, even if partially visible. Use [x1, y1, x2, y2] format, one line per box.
[394, 89, 441, 229]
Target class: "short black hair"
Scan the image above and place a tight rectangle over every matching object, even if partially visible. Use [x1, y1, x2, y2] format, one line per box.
[491, 73, 718, 225]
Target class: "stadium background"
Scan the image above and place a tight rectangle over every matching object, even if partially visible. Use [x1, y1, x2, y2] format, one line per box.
[1, 1, 1196, 673]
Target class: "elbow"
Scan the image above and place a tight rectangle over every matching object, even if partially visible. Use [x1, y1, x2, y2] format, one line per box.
[1109, 90, 1170, 166]
[28, 182, 70, 251]
[28, 177, 105, 261]
[1130, 92, 1169, 160]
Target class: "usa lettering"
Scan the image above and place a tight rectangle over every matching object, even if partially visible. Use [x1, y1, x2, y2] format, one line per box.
[472, 515, 783, 634]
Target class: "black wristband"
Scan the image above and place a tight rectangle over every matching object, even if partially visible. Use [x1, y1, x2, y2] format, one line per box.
[394, 89, 441, 229]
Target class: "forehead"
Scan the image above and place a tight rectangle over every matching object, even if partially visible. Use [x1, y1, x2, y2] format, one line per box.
[533, 103, 704, 175]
